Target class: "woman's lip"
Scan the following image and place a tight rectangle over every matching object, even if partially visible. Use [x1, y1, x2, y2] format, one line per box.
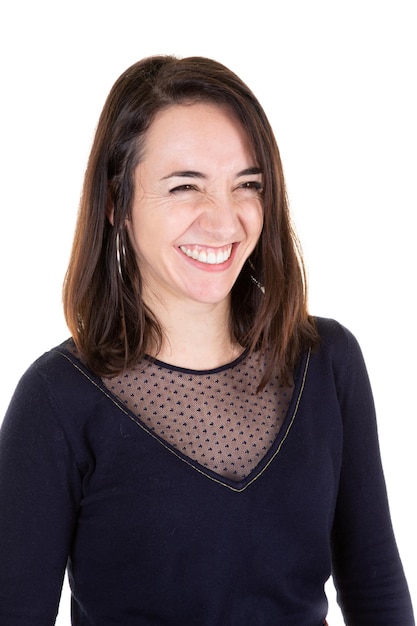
[179, 243, 234, 266]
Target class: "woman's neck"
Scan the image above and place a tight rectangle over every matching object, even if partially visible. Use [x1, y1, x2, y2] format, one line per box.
[145, 296, 243, 370]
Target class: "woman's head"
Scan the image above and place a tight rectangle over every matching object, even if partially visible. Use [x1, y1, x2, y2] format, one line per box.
[90, 56, 285, 265]
[63, 55, 317, 385]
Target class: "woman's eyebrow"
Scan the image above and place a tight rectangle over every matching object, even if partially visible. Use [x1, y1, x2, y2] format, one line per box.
[160, 167, 262, 181]
[160, 170, 207, 181]
[236, 167, 263, 177]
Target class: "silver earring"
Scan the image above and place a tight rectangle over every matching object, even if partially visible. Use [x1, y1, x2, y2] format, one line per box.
[248, 257, 265, 294]
[115, 232, 126, 279]
[250, 274, 265, 294]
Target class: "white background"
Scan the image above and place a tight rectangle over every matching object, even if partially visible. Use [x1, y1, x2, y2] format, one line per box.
[0, 1, 415, 624]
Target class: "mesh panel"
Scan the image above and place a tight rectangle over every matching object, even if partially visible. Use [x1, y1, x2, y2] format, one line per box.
[103, 350, 293, 481]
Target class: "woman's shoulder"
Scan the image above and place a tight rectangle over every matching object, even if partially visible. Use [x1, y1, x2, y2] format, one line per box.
[313, 316, 361, 350]
[307, 316, 374, 402]
[311, 316, 367, 374]
[30, 338, 90, 373]
[17, 338, 102, 408]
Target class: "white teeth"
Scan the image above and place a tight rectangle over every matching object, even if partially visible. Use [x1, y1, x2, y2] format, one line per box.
[180, 245, 232, 265]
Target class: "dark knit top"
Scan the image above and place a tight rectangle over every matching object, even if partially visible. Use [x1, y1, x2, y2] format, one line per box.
[0, 318, 414, 625]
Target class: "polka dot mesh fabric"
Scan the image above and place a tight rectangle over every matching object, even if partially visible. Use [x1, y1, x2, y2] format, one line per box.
[102, 350, 294, 481]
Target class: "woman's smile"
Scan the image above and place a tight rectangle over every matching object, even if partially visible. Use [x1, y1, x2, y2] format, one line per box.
[178, 243, 234, 266]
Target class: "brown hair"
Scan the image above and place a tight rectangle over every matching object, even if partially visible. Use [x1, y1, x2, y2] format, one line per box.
[63, 55, 318, 388]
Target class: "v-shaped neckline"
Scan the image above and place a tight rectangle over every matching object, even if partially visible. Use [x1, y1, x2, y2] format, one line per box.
[59, 344, 311, 493]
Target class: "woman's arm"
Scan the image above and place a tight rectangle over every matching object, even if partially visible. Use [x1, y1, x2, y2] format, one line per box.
[0, 363, 81, 624]
[330, 326, 414, 625]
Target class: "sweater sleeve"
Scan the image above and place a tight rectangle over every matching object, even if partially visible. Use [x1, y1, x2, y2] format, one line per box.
[0, 362, 82, 625]
[330, 326, 415, 625]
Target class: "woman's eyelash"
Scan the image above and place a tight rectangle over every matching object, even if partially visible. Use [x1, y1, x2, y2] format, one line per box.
[239, 181, 263, 190]
[169, 184, 196, 193]
[170, 181, 263, 194]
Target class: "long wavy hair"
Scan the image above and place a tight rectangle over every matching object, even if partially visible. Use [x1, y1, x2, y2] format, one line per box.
[63, 55, 318, 388]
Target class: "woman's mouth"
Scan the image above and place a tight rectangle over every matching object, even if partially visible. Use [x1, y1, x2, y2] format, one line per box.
[179, 244, 233, 265]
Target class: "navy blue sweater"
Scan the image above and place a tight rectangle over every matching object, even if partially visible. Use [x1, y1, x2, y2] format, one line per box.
[0, 318, 414, 625]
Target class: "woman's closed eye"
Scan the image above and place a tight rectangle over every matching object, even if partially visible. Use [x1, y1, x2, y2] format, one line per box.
[170, 182, 263, 193]
[169, 184, 198, 194]
[236, 181, 264, 195]
[239, 181, 263, 190]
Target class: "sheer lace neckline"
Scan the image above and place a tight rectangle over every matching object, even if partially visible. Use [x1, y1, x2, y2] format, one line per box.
[102, 349, 294, 482]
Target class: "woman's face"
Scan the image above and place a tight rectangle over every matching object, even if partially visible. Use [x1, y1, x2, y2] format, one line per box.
[127, 102, 264, 311]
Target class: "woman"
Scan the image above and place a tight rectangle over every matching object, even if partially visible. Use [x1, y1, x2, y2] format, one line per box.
[0, 55, 414, 625]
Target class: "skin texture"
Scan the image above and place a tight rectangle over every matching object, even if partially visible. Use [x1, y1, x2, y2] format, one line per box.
[126, 102, 264, 367]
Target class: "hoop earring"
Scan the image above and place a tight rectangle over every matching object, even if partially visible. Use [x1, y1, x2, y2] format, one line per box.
[115, 232, 126, 279]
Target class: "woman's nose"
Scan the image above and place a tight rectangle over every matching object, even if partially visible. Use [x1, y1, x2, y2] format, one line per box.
[196, 193, 240, 239]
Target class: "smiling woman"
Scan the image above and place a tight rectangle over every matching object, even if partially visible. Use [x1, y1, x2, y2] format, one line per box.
[0, 55, 414, 626]
[62, 55, 317, 385]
